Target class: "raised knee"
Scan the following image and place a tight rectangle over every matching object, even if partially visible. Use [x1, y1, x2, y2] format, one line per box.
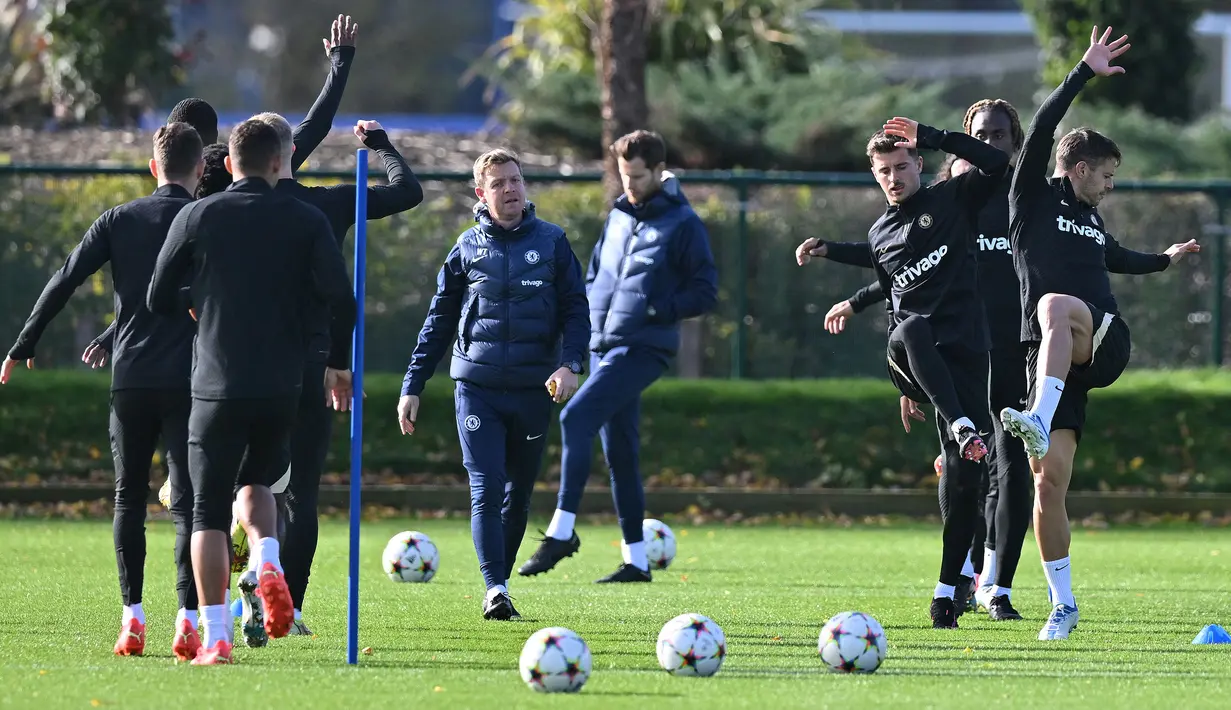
[892, 314, 929, 342]
[1037, 294, 1079, 328]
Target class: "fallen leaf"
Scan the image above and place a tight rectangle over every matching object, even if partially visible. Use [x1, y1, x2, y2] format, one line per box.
[771, 636, 782, 641]
[680, 575, 689, 582]
[963, 647, 973, 654]
[362, 646, 373, 655]
[687, 557, 699, 563]
[433, 686, 444, 693]
[38, 670, 47, 676]
[91, 701, 101, 708]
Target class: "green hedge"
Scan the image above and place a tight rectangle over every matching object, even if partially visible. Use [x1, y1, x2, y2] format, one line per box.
[2, 370, 1228, 493]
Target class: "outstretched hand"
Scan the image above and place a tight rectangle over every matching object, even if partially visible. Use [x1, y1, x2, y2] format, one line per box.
[1082, 26, 1130, 77]
[324, 14, 358, 55]
[882, 117, 919, 150]
[1165, 239, 1200, 263]
[824, 300, 855, 335]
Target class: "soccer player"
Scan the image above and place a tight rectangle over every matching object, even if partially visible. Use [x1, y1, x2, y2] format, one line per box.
[1, 123, 206, 660]
[245, 111, 421, 638]
[84, 13, 359, 359]
[797, 115, 1010, 627]
[147, 119, 357, 664]
[397, 148, 589, 619]
[518, 130, 718, 583]
[812, 100, 1033, 621]
[995, 26, 1199, 640]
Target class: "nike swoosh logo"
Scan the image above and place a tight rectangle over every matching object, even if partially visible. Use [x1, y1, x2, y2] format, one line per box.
[526, 434, 543, 441]
[1054, 564, 1069, 571]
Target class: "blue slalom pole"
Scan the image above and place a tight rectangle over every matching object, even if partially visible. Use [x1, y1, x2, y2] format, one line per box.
[346, 148, 368, 665]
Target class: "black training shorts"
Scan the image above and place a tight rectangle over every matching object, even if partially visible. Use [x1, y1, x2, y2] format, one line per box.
[1026, 301, 1131, 441]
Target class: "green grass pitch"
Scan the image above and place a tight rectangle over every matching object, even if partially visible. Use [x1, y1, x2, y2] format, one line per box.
[3, 519, 1230, 709]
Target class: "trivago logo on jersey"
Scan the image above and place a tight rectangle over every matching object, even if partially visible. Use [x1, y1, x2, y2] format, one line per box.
[1055, 215, 1105, 245]
[977, 234, 1011, 253]
[893, 244, 948, 289]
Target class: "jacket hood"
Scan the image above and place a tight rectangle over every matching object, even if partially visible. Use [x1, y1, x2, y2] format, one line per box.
[614, 170, 691, 218]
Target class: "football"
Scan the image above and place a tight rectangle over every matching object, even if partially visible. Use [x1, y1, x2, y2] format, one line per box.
[656, 613, 726, 677]
[818, 611, 887, 673]
[518, 626, 592, 693]
[382, 530, 439, 583]
[643, 518, 677, 570]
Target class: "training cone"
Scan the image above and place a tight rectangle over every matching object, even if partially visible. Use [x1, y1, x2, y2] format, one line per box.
[1191, 624, 1231, 645]
[230, 598, 244, 618]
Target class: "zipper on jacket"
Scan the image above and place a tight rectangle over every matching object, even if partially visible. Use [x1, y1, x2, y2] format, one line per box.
[601, 219, 640, 338]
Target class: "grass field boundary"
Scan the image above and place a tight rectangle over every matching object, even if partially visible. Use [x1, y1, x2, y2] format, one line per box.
[5, 485, 1231, 518]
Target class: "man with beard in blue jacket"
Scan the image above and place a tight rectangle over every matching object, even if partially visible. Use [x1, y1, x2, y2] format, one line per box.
[398, 148, 590, 619]
[518, 130, 718, 583]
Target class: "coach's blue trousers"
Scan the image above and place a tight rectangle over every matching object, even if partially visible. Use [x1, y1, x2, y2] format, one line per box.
[557, 346, 669, 544]
[455, 382, 554, 590]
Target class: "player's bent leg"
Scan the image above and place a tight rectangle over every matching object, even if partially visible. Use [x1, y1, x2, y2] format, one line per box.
[888, 318, 987, 461]
[1034, 429, 1080, 640]
[188, 399, 248, 664]
[1002, 295, 1094, 459]
[595, 397, 652, 584]
[241, 399, 298, 641]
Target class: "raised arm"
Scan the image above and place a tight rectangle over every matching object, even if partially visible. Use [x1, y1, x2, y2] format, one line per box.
[883, 118, 1009, 211]
[356, 123, 424, 218]
[1104, 233, 1198, 274]
[291, 16, 358, 174]
[1011, 27, 1129, 205]
[401, 245, 467, 397]
[7, 210, 113, 362]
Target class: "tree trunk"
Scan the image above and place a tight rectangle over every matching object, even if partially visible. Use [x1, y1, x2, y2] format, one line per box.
[595, 0, 649, 202]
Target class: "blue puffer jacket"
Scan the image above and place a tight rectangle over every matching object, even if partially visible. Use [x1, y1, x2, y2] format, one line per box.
[401, 203, 589, 395]
[586, 173, 719, 355]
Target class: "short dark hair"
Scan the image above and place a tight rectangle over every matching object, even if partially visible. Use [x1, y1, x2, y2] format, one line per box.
[153, 122, 203, 180]
[611, 130, 666, 167]
[963, 99, 1024, 151]
[197, 143, 233, 198]
[866, 131, 918, 162]
[167, 98, 218, 145]
[228, 120, 282, 174]
[1056, 127, 1121, 172]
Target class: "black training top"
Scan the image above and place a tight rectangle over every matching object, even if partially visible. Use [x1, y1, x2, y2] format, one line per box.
[276, 129, 424, 366]
[845, 179, 1020, 349]
[1009, 61, 1170, 343]
[147, 178, 356, 400]
[7, 185, 197, 391]
[865, 124, 1009, 349]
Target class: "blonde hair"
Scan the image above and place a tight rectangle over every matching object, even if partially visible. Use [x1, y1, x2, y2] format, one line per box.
[249, 112, 294, 154]
[472, 148, 522, 187]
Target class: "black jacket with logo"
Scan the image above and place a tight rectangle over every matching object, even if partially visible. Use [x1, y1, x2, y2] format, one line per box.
[843, 179, 1020, 349]
[1010, 61, 1171, 343]
[863, 125, 1009, 349]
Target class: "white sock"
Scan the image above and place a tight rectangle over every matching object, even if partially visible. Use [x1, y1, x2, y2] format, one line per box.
[294, 608, 303, 621]
[960, 552, 975, 579]
[545, 510, 576, 540]
[991, 585, 1011, 599]
[176, 608, 199, 628]
[253, 537, 283, 573]
[1030, 376, 1065, 432]
[122, 603, 145, 624]
[622, 541, 649, 571]
[950, 416, 976, 435]
[485, 584, 508, 602]
[201, 604, 230, 648]
[1042, 556, 1076, 608]
[934, 582, 956, 599]
[981, 549, 998, 587]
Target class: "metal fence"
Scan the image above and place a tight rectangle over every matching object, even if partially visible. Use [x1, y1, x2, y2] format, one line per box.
[1, 165, 1227, 378]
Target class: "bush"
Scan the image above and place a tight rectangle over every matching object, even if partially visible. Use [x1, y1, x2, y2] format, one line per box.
[3, 370, 1231, 493]
[0, 172, 1223, 381]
